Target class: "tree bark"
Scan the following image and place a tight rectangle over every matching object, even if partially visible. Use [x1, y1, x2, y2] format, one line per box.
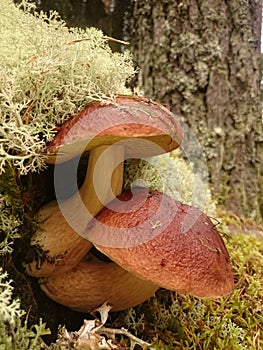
[132, 0, 263, 222]
[35, 0, 130, 51]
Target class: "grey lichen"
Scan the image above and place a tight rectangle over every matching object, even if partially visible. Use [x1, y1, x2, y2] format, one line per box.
[0, 195, 21, 255]
[0, 268, 50, 349]
[124, 150, 216, 216]
[0, 0, 135, 175]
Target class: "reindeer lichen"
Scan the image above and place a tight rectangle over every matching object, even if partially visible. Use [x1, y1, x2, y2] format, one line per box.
[124, 150, 216, 216]
[0, 268, 50, 349]
[0, 0, 135, 175]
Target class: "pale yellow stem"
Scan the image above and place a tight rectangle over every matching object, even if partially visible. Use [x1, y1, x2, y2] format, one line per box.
[24, 145, 124, 277]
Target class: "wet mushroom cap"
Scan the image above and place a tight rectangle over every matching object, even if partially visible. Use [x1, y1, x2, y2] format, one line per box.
[46, 95, 183, 163]
[86, 189, 234, 298]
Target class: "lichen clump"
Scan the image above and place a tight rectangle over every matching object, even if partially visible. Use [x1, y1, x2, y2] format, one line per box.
[0, 0, 135, 174]
[0, 267, 50, 349]
[124, 151, 216, 216]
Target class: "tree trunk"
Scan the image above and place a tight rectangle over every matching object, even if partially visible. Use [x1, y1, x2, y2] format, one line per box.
[35, 0, 130, 51]
[132, 0, 263, 222]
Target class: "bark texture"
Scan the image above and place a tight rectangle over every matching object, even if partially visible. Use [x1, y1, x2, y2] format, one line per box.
[132, 0, 263, 221]
[35, 0, 130, 51]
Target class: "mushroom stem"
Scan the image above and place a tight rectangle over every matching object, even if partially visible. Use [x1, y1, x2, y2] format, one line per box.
[24, 144, 124, 277]
[40, 254, 158, 312]
[79, 144, 124, 220]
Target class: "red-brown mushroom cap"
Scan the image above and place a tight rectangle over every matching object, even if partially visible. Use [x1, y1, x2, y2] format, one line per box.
[46, 95, 183, 163]
[86, 188, 234, 298]
[25, 96, 183, 278]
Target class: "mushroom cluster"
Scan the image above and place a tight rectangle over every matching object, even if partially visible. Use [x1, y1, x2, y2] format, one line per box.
[24, 95, 234, 312]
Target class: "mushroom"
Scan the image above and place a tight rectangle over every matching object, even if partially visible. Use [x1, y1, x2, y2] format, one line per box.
[40, 252, 158, 312]
[24, 95, 183, 277]
[24, 144, 124, 277]
[85, 188, 234, 298]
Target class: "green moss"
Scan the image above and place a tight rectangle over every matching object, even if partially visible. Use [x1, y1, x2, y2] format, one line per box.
[124, 233, 263, 349]
[123, 152, 262, 349]
[0, 162, 38, 253]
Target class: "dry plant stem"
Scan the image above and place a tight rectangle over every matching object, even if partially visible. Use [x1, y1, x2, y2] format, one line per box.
[26, 145, 124, 277]
[98, 327, 152, 349]
[26, 36, 129, 63]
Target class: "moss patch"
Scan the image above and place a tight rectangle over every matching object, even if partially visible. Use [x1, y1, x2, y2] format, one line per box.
[123, 232, 263, 349]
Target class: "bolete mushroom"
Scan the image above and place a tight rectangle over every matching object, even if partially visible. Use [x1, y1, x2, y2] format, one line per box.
[24, 95, 183, 277]
[40, 252, 158, 312]
[85, 188, 234, 298]
[24, 144, 124, 277]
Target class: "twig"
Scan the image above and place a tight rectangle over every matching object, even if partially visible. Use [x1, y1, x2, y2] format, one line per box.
[99, 326, 152, 348]
[102, 35, 129, 45]
[196, 237, 221, 254]
[26, 35, 129, 63]
[67, 36, 129, 45]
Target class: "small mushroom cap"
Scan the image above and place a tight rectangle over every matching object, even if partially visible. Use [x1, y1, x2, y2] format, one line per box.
[86, 189, 234, 298]
[40, 254, 158, 312]
[46, 95, 183, 163]
[23, 201, 94, 277]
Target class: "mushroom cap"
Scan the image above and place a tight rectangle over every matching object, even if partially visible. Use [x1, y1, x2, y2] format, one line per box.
[46, 95, 183, 163]
[86, 189, 234, 298]
[40, 254, 158, 312]
[23, 200, 93, 277]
